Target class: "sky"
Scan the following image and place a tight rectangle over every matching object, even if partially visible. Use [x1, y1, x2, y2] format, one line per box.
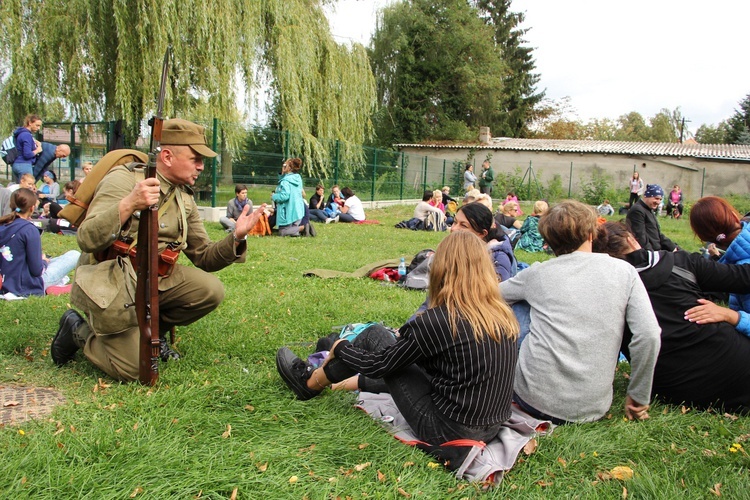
[324, 0, 750, 134]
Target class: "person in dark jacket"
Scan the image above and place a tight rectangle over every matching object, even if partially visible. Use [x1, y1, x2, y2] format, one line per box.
[626, 184, 677, 251]
[594, 221, 750, 413]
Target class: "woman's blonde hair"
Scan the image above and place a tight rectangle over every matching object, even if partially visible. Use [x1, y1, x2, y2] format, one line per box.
[501, 201, 518, 215]
[532, 200, 548, 215]
[428, 232, 518, 342]
[464, 188, 480, 203]
[432, 189, 442, 202]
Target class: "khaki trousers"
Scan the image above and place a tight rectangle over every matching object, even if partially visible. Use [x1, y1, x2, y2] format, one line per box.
[81, 265, 225, 381]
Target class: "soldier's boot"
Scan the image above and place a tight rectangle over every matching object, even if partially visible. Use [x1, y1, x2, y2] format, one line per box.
[51, 310, 92, 366]
[159, 327, 181, 362]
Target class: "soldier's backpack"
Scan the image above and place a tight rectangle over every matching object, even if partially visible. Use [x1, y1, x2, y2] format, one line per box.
[59, 149, 148, 227]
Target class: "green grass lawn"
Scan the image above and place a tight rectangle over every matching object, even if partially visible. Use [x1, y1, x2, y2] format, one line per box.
[1, 205, 749, 498]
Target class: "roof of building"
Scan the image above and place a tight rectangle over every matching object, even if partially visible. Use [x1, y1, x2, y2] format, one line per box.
[394, 138, 750, 161]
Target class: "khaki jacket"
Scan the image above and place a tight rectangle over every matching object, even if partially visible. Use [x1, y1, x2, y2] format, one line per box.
[71, 164, 245, 334]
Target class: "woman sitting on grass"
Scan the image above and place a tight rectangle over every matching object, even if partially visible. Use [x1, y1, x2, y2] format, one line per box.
[276, 231, 519, 444]
[689, 196, 750, 338]
[515, 200, 548, 253]
[0, 188, 80, 297]
[452, 202, 517, 282]
[593, 221, 750, 413]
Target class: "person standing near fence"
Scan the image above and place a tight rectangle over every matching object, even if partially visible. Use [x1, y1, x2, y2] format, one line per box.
[628, 171, 644, 208]
[463, 164, 477, 192]
[11, 114, 43, 183]
[478, 160, 494, 196]
[33, 142, 71, 182]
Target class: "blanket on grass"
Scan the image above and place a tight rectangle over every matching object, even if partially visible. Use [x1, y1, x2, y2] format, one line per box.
[355, 391, 554, 485]
[303, 258, 406, 279]
[354, 219, 380, 225]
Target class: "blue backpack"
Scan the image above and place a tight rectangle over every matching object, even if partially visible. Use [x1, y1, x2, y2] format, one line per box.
[0, 135, 19, 165]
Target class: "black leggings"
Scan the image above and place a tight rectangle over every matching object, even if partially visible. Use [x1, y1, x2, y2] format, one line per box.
[322, 324, 501, 444]
[629, 192, 640, 208]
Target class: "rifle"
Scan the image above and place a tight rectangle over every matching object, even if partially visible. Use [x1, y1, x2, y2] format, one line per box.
[137, 47, 171, 386]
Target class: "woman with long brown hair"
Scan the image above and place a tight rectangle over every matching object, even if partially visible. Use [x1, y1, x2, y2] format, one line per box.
[276, 231, 519, 444]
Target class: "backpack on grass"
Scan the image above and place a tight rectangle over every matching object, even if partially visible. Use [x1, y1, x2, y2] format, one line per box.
[59, 149, 148, 227]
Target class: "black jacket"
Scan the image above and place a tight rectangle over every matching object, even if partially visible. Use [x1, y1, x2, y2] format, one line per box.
[624, 249, 750, 412]
[626, 199, 677, 251]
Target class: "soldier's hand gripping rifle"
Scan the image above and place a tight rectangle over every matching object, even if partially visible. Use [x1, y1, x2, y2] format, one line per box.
[137, 47, 171, 386]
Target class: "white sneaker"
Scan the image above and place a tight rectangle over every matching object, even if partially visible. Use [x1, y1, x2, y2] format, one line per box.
[334, 215, 340, 223]
[325, 218, 333, 224]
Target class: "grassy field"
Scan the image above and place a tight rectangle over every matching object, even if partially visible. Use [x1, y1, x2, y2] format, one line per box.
[1, 203, 749, 499]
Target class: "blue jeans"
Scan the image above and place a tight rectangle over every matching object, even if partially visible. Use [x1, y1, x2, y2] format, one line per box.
[308, 208, 328, 222]
[338, 212, 356, 223]
[42, 250, 80, 288]
[511, 301, 531, 347]
[323, 324, 501, 443]
[12, 162, 33, 183]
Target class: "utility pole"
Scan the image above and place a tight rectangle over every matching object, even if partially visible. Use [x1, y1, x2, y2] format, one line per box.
[679, 117, 692, 143]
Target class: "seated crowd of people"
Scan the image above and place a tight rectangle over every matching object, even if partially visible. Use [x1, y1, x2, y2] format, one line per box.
[277, 188, 750, 456]
[5, 139, 748, 461]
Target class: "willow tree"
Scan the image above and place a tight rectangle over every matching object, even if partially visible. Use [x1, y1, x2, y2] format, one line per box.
[0, 0, 376, 176]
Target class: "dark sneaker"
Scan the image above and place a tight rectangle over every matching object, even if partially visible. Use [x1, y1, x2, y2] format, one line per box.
[159, 337, 181, 362]
[51, 309, 84, 366]
[276, 347, 322, 400]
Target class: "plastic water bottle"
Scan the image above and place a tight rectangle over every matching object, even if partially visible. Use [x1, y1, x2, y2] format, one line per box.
[398, 257, 407, 277]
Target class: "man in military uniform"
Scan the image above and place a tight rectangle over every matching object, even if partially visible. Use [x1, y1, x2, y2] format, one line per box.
[50, 118, 266, 382]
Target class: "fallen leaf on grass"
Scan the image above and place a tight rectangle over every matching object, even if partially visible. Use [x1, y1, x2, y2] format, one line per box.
[681, 405, 691, 414]
[397, 487, 411, 498]
[129, 486, 143, 498]
[132, 422, 138, 431]
[256, 462, 267, 472]
[358, 443, 369, 450]
[709, 483, 721, 496]
[244, 405, 254, 412]
[536, 481, 553, 487]
[3, 401, 19, 407]
[557, 457, 567, 468]
[602, 464, 636, 482]
[523, 438, 538, 455]
[222, 425, 232, 438]
[298, 444, 316, 453]
[670, 443, 687, 454]
[355, 462, 371, 471]
[230, 487, 238, 500]
[622, 486, 628, 499]
[426, 462, 440, 469]
[289, 476, 298, 484]
[403, 461, 415, 467]
[377, 470, 386, 482]
[723, 413, 738, 421]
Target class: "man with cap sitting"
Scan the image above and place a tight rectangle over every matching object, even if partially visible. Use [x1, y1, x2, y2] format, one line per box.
[626, 183, 678, 251]
[50, 118, 267, 382]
